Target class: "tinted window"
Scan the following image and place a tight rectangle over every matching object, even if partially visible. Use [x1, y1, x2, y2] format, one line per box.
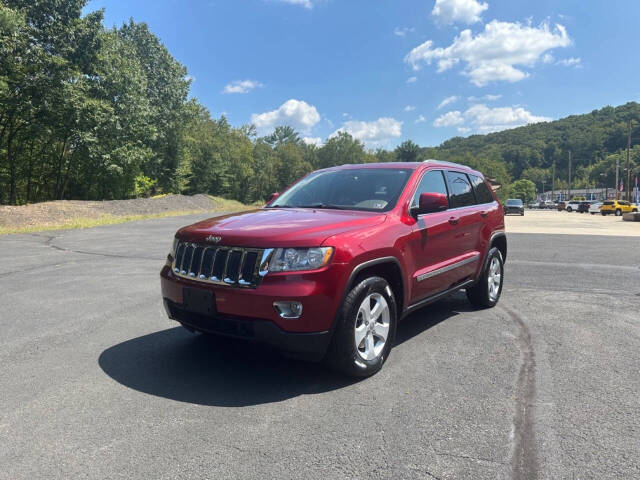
[269, 168, 412, 212]
[469, 174, 494, 204]
[446, 171, 476, 208]
[506, 199, 523, 206]
[411, 170, 449, 208]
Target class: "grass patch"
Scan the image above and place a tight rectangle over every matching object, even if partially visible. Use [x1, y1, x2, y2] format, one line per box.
[0, 209, 237, 236]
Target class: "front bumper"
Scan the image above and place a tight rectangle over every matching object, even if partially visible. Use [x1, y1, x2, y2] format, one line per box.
[160, 260, 349, 356]
[504, 207, 524, 214]
[163, 299, 331, 360]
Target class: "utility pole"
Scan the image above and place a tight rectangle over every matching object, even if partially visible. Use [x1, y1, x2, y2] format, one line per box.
[568, 151, 572, 200]
[627, 119, 632, 202]
[616, 156, 620, 200]
[552, 161, 555, 201]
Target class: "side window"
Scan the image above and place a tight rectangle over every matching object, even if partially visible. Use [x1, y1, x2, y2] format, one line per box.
[446, 171, 476, 208]
[411, 170, 449, 208]
[469, 174, 495, 204]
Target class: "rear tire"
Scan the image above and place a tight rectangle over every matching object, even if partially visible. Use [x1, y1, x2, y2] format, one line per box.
[325, 276, 397, 377]
[566, 207, 572, 212]
[615, 209, 622, 216]
[467, 248, 504, 309]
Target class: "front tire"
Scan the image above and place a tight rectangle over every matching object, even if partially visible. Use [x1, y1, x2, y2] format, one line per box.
[566, 207, 572, 212]
[615, 209, 622, 216]
[325, 276, 397, 377]
[467, 248, 504, 309]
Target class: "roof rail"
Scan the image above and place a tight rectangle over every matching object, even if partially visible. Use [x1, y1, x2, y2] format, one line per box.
[422, 159, 468, 168]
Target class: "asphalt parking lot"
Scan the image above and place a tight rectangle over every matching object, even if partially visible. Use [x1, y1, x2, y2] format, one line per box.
[1, 214, 639, 479]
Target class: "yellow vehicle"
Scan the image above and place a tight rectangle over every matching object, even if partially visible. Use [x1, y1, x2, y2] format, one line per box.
[600, 200, 638, 216]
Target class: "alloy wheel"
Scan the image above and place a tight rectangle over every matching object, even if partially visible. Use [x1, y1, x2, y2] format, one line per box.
[354, 293, 390, 361]
[488, 257, 502, 302]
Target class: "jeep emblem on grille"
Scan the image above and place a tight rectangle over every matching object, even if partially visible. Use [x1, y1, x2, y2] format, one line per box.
[205, 235, 222, 244]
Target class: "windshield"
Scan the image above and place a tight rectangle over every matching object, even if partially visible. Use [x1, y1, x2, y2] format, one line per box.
[506, 199, 523, 206]
[268, 168, 413, 212]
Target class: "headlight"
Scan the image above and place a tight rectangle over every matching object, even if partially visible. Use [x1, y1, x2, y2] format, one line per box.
[268, 247, 334, 272]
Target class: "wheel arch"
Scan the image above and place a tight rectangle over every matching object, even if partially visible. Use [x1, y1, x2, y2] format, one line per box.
[490, 232, 507, 264]
[345, 257, 406, 316]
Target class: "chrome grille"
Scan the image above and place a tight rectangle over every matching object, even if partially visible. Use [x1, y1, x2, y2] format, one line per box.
[172, 241, 266, 288]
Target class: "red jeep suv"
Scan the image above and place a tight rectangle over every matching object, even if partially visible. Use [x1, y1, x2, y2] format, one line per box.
[160, 161, 506, 377]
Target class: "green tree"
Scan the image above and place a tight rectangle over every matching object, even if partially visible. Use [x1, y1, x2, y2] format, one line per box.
[316, 132, 366, 169]
[395, 140, 421, 162]
[510, 179, 536, 203]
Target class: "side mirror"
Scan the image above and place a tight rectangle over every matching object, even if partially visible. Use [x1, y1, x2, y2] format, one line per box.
[412, 192, 448, 216]
[266, 192, 279, 204]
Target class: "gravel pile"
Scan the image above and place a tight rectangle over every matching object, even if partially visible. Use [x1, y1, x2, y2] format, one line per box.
[0, 194, 224, 228]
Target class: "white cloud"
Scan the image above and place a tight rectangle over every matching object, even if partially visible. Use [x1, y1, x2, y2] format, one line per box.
[394, 26, 415, 37]
[415, 115, 427, 124]
[332, 117, 403, 146]
[433, 110, 464, 127]
[465, 104, 550, 132]
[404, 105, 416, 112]
[431, 0, 488, 25]
[437, 95, 459, 109]
[468, 94, 502, 102]
[303, 136, 323, 147]
[556, 57, 581, 67]
[405, 20, 572, 86]
[251, 99, 321, 133]
[542, 53, 555, 64]
[223, 79, 263, 94]
[276, 0, 313, 8]
[435, 103, 551, 133]
[406, 76, 418, 84]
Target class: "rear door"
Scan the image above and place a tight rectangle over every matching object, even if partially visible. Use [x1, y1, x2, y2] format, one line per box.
[407, 169, 459, 301]
[441, 170, 484, 282]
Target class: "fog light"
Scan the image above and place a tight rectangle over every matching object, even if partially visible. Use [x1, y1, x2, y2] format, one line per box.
[273, 301, 303, 319]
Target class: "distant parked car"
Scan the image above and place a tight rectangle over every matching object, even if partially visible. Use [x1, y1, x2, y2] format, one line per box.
[556, 201, 566, 211]
[541, 201, 555, 209]
[589, 202, 603, 214]
[600, 200, 638, 216]
[565, 200, 581, 212]
[504, 198, 524, 215]
[577, 201, 591, 213]
[528, 201, 540, 209]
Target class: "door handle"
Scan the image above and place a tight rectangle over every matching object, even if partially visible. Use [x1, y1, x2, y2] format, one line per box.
[448, 216, 459, 225]
[480, 211, 488, 218]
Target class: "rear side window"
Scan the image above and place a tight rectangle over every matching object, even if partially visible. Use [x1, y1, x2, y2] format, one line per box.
[411, 169, 449, 208]
[469, 174, 494, 204]
[446, 171, 476, 208]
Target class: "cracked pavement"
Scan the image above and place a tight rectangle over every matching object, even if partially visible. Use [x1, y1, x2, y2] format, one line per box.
[1, 214, 639, 479]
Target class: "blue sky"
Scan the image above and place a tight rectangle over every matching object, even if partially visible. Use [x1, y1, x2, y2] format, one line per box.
[85, 0, 640, 149]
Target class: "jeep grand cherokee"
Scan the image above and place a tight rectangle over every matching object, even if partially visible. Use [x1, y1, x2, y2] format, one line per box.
[160, 161, 507, 377]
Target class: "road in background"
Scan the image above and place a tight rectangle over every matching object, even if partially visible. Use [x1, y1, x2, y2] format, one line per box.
[1, 214, 639, 479]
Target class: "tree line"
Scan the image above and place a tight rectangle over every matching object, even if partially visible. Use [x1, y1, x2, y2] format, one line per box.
[1, 1, 638, 206]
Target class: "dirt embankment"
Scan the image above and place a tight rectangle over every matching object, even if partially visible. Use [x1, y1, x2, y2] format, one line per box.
[0, 194, 248, 231]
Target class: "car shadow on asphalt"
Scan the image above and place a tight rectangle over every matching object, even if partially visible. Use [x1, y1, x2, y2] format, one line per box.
[98, 292, 470, 407]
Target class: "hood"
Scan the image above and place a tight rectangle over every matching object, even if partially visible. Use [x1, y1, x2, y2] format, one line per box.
[177, 208, 387, 248]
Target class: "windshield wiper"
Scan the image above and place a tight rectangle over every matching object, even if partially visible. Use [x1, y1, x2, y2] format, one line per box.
[294, 203, 349, 210]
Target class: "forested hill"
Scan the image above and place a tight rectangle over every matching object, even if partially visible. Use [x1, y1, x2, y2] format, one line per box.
[1, 1, 638, 206]
[426, 102, 640, 192]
